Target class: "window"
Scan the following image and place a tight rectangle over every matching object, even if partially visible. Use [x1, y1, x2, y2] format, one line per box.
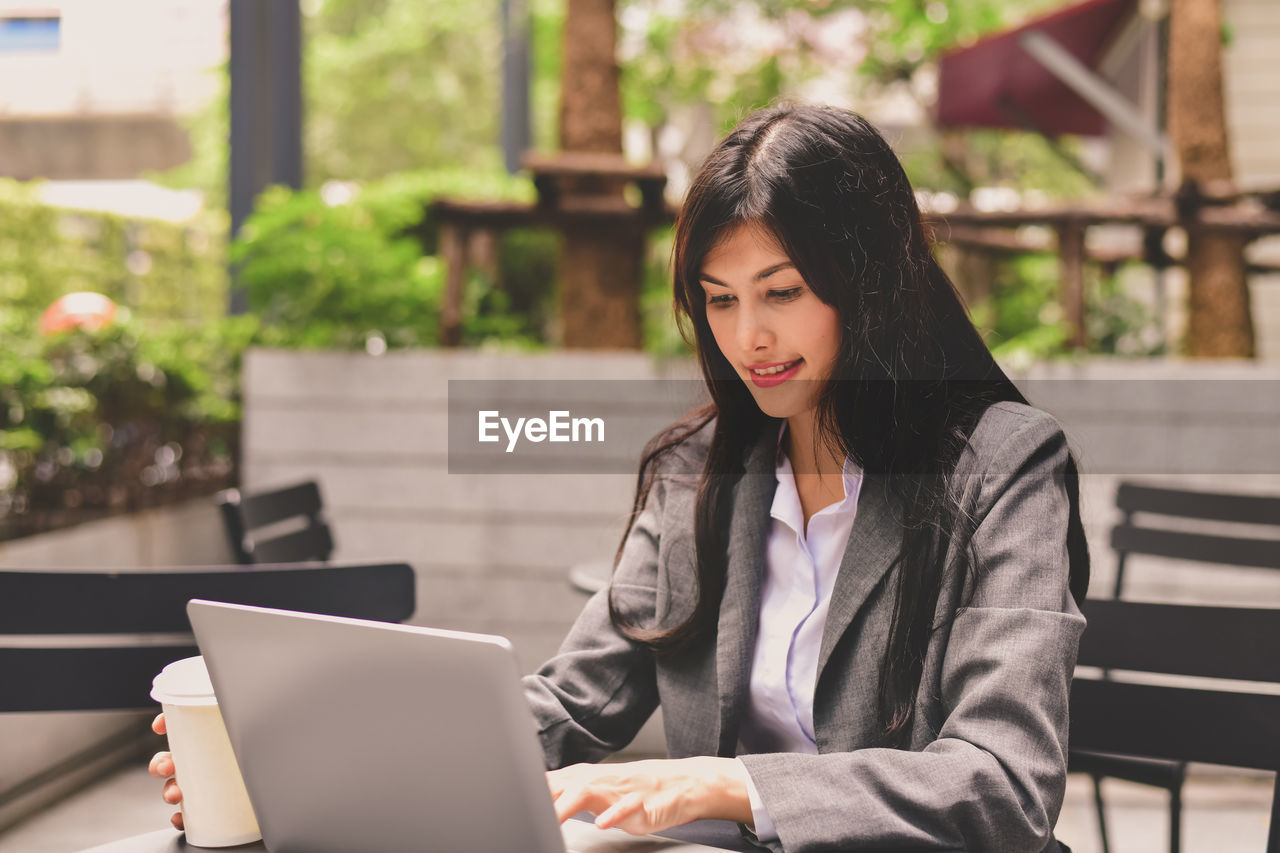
[0, 15, 61, 53]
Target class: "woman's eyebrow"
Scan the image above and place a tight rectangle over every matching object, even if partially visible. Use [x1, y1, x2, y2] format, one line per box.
[699, 262, 796, 287]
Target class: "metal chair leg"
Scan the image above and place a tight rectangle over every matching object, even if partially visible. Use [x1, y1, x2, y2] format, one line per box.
[1091, 774, 1111, 853]
[1168, 783, 1183, 853]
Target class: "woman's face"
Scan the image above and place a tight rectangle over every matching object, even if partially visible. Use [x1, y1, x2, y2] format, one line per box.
[699, 222, 842, 421]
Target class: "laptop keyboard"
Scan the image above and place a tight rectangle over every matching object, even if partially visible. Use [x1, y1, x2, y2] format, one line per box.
[560, 820, 728, 852]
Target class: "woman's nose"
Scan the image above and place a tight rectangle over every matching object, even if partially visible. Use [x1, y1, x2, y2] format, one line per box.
[736, 305, 773, 353]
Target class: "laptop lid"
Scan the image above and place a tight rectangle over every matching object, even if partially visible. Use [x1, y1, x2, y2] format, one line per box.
[187, 599, 566, 853]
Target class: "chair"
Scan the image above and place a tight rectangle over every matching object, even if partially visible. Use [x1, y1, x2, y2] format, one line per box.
[1070, 482, 1280, 853]
[217, 480, 333, 565]
[0, 561, 415, 712]
[1070, 599, 1280, 853]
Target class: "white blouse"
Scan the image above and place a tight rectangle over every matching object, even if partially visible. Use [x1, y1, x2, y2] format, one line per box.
[735, 428, 862, 841]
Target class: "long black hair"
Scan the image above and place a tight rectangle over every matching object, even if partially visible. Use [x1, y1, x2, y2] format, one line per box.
[609, 103, 1090, 747]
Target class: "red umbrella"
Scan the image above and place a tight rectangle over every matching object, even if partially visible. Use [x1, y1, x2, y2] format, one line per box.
[39, 292, 118, 335]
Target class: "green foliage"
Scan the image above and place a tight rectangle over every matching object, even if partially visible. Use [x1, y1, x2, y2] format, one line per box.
[619, 1, 809, 135]
[0, 178, 227, 325]
[970, 254, 1160, 364]
[157, 0, 508, 192]
[1084, 263, 1165, 357]
[306, 0, 504, 182]
[148, 65, 228, 207]
[530, 0, 566, 151]
[0, 186, 239, 538]
[232, 182, 442, 349]
[970, 254, 1070, 362]
[856, 0, 1056, 86]
[230, 168, 546, 349]
[899, 129, 1099, 198]
[495, 228, 560, 344]
[0, 311, 251, 540]
[640, 226, 692, 358]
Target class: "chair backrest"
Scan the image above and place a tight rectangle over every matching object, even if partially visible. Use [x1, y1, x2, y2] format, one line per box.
[0, 562, 415, 713]
[1072, 599, 1280, 851]
[218, 480, 334, 565]
[1109, 482, 1280, 597]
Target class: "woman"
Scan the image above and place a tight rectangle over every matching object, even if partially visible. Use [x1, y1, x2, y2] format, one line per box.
[153, 103, 1089, 851]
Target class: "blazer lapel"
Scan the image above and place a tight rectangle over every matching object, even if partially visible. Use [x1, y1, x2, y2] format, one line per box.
[815, 473, 903, 686]
[714, 429, 776, 756]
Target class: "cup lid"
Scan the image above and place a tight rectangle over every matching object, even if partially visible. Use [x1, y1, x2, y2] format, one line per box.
[150, 655, 218, 706]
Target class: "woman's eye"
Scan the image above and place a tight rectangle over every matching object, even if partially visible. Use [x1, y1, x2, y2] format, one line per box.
[707, 293, 736, 307]
[770, 287, 803, 301]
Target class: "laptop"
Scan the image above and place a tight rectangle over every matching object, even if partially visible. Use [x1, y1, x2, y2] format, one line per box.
[187, 600, 735, 853]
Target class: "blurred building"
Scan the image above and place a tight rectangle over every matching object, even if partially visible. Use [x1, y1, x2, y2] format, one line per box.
[0, 0, 226, 180]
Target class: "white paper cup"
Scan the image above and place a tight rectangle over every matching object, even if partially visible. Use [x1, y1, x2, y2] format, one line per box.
[151, 656, 261, 848]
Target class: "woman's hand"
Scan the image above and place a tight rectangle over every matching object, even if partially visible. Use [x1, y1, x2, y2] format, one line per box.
[147, 714, 184, 830]
[546, 757, 753, 836]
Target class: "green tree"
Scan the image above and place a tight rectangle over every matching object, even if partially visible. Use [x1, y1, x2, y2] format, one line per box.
[306, 0, 505, 182]
[159, 0, 508, 195]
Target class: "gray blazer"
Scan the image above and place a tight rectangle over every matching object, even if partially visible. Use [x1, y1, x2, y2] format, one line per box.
[523, 401, 1085, 852]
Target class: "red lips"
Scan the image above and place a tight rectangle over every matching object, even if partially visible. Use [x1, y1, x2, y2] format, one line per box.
[747, 358, 803, 388]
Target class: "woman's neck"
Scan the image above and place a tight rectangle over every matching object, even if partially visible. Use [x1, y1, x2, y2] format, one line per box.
[784, 409, 847, 529]
[784, 409, 844, 480]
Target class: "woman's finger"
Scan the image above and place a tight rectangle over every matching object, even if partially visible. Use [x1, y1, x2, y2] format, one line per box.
[594, 790, 646, 831]
[169, 811, 184, 831]
[545, 768, 568, 800]
[162, 778, 183, 806]
[152, 714, 167, 736]
[552, 786, 584, 823]
[552, 784, 603, 824]
[148, 752, 174, 779]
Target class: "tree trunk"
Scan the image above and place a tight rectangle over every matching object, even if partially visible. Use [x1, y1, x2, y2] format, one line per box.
[559, 0, 623, 154]
[1167, 0, 1254, 357]
[556, 0, 643, 349]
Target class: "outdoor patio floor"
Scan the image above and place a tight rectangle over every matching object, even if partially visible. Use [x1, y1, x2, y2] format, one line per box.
[0, 761, 1270, 853]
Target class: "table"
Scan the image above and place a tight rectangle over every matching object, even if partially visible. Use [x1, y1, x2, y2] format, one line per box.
[76, 821, 987, 852]
[75, 816, 758, 853]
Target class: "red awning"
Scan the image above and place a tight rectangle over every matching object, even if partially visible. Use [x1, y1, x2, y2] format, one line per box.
[936, 0, 1137, 137]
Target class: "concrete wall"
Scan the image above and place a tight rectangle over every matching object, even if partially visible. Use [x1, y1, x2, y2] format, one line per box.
[0, 499, 233, 570]
[242, 349, 703, 674]
[0, 499, 234, 832]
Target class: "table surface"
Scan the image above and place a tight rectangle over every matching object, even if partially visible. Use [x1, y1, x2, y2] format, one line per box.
[75, 817, 758, 853]
[75, 820, 987, 853]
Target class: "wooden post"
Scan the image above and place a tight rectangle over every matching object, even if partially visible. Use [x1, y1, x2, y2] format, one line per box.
[440, 224, 469, 348]
[1057, 220, 1087, 350]
[468, 229, 501, 284]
